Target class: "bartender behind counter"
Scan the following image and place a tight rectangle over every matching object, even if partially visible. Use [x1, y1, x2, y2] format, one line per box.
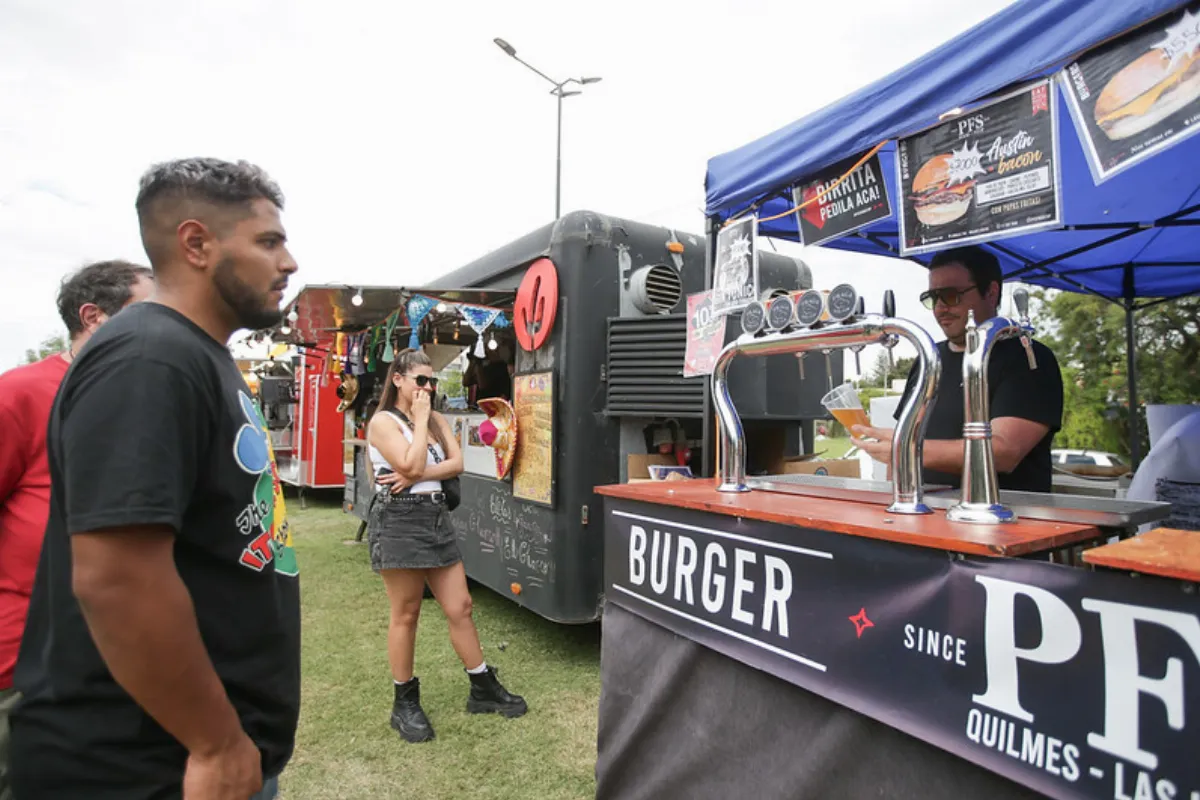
[852, 246, 1064, 492]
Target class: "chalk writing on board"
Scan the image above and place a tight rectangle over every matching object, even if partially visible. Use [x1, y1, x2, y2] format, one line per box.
[512, 372, 554, 507]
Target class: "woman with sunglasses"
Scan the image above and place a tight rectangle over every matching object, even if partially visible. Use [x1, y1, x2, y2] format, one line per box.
[366, 348, 527, 744]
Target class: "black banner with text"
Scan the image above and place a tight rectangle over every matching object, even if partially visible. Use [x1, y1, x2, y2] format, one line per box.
[897, 80, 1061, 255]
[603, 499, 1200, 800]
[794, 152, 893, 246]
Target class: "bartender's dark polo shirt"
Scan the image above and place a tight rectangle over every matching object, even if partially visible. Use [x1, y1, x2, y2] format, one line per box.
[895, 337, 1063, 492]
[10, 302, 301, 799]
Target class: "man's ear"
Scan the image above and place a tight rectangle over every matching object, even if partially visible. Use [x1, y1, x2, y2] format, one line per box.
[987, 281, 1002, 309]
[77, 303, 107, 334]
[178, 219, 215, 269]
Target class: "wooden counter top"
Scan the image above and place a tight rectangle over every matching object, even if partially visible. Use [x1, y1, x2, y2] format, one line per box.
[1082, 527, 1200, 582]
[596, 480, 1103, 557]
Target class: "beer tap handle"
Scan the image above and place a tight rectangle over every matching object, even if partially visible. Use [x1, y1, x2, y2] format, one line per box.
[855, 297, 866, 319]
[854, 347, 862, 376]
[796, 352, 806, 381]
[1012, 286, 1030, 325]
[883, 289, 895, 319]
[1010, 287, 1038, 370]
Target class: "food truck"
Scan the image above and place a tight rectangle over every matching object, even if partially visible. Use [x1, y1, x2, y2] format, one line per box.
[593, 2, 1200, 799]
[247, 338, 348, 504]
[270, 211, 838, 623]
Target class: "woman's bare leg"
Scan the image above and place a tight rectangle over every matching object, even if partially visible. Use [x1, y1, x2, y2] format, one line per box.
[425, 562, 484, 670]
[379, 568, 429, 682]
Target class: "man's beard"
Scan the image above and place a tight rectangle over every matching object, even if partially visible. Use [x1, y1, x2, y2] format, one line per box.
[213, 256, 283, 331]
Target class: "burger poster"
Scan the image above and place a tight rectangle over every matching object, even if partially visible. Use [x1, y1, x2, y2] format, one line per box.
[897, 79, 1062, 256]
[1060, 1, 1200, 183]
[793, 152, 892, 247]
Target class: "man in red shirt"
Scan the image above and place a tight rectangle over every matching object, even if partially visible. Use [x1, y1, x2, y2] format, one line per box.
[0, 259, 153, 798]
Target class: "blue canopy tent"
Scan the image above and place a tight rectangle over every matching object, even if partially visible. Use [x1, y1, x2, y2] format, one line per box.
[704, 0, 1200, 465]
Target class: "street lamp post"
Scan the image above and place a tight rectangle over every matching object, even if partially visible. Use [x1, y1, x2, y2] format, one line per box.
[494, 38, 600, 219]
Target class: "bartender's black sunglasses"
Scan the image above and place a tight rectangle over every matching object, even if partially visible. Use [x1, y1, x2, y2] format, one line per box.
[920, 284, 978, 310]
[407, 374, 439, 390]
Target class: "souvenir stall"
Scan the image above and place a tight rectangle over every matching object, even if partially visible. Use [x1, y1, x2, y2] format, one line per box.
[594, 2, 1200, 799]
[272, 211, 830, 624]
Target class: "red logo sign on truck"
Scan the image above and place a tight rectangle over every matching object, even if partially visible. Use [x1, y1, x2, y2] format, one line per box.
[514, 258, 558, 351]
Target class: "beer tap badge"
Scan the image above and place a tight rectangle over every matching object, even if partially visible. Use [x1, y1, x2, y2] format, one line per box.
[897, 78, 1062, 256]
[711, 214, 760, 317]
[793, 152, 893, 247]
[1061, 0, 1200, 183]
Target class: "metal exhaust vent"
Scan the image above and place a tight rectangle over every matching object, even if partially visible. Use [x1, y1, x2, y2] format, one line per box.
[629, 265, 683, 315]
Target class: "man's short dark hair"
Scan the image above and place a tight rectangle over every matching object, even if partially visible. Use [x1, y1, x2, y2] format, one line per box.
[929, 246, 1003, 302]
[57, 260, 153, 337]
[135, 158, 285, 266]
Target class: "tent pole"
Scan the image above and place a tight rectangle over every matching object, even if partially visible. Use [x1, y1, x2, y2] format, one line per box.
[701, 215, 719, 479]
[1125, 299, 1140, 468]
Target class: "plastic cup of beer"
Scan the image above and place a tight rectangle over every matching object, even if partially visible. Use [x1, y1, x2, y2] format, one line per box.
[821, 382, 869, 432]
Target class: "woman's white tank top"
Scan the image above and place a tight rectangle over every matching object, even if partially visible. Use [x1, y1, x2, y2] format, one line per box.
[368, 411, 444, 494]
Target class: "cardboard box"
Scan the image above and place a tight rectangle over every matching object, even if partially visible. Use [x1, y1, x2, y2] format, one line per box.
[776, 457, 861, 479]
[627, 454, 677, 483]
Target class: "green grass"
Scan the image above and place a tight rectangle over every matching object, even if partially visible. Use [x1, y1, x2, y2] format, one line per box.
[279, 496, 601, 800]
[814, 436, 854, 459]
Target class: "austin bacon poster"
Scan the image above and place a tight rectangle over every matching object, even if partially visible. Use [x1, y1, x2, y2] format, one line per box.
[897, 79, 1062, 256]
[683, 291, 726, 378]
[1061, 1, 1200, 184]
[794, 152, 892, 247]
[603, 500, 1200, 800]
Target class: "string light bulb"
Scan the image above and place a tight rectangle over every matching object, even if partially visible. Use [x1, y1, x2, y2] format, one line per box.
[487, 335, 498, 351]
[454, 321, 460, 341]
[436, 302, 447, 313]
[351, 289, 364, 307]
[279, 325, 292, 336]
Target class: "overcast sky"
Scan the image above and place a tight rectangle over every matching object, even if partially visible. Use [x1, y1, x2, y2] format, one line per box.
[1, 0, 1014, 372]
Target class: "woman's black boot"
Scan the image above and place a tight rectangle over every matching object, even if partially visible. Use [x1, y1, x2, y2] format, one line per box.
[466, 666, 528, 718]
[391, 677, 435, 743]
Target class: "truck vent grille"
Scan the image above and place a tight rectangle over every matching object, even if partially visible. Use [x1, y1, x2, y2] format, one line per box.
[605, 315, 705, 417]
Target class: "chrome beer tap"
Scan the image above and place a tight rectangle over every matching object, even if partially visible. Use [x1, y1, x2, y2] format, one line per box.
[946, 287, 1037, 525]
[712, 284, 942, 515]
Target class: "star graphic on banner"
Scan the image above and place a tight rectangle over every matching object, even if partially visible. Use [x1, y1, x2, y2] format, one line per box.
[728, 234, 752, 261]
[849, 608, 874, 639]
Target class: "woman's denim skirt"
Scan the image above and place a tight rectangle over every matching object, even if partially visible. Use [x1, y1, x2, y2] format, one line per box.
[367, 490, 461, 572]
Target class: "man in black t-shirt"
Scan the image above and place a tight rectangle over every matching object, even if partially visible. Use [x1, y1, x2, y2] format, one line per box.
[10, 158, 301, 800]
[852, 246, 1063, 493]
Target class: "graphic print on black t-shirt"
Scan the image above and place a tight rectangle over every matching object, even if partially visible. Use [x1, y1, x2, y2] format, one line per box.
[233, 389, 298, 575]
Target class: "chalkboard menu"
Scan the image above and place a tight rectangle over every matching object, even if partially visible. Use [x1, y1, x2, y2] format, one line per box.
[897, 79, 1061, 255]
[512, 371, 555, 507]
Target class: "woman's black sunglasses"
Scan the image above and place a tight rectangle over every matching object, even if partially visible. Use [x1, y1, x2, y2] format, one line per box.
[920, 285, 978, 310]
[407, 374, 439, 390]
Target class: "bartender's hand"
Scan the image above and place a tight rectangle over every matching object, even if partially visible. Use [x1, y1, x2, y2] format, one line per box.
[377, 472, 411, 494]
[851, 425, 893, 464]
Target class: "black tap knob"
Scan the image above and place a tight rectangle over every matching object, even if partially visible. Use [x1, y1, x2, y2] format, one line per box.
[1012, 286, 1030, 321]
[855, 297, 865, 317]
[883, 289, 895, 319]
